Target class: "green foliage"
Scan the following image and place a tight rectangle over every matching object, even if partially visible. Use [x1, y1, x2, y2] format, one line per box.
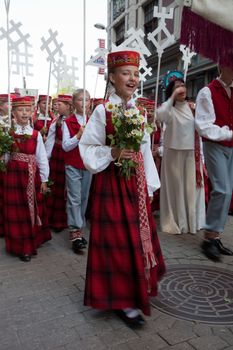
[0, 126, 14, 172]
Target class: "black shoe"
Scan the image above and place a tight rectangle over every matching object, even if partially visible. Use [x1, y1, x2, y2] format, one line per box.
[115, 310, 146, 327]
[72, 238, 86, 253]
[201, 240, 221, 261]
[19, 255, 31, 262]
[214, 239, 233, 256]
[81, 237, 88, 245]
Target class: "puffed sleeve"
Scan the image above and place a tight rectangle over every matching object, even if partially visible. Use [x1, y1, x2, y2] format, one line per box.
[141, 130, 160, 196]
[156, 96, 175, 124]
[36, 132, 49, 182]
[79, 104, 115, 173]
[195, 87, 233, 141]
[45, 119, 56, 159]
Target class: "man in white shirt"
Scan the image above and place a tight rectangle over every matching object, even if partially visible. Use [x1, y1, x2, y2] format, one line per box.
[195, 65, 233, 261]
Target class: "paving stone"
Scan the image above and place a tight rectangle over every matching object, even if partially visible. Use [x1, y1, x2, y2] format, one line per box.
[0, 217, 232, 349]
[212, 328, 233, 345]
[40, 327, 80, 349]
[188, 335, 228, 350]
[98, 328, 138, 347]
[127, 334, 168, 349]
[0, 327, 21, 349]
[158, 322, 197, 345]
[111, 344, 131, 350]
[64, 335, 106, 350]
[161, 343, 196, 350]
[193, 324, 213, 337]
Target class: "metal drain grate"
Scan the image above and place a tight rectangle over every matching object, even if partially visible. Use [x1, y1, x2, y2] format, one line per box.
[150, 264, 233, 325]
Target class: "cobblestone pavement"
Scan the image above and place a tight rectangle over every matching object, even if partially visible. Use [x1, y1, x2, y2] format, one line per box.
[0, 215, 233, 350]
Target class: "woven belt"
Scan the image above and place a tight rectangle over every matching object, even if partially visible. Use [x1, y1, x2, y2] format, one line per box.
[11, 152, 41, 226]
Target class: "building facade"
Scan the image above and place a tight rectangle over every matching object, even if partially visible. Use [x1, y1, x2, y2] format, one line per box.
[107, 0, 218, 103]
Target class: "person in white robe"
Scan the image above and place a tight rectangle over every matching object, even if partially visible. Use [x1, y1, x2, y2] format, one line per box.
[156, 78, 205, 234]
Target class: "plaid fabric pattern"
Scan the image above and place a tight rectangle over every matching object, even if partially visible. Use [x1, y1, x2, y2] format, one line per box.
[84, 108, 166, 316]
[3, 131, 51, 256]
[46, 124, 67, 229]
[0, 172, 4, 237]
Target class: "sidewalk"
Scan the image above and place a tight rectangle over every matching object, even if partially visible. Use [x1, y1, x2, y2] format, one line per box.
[0, 215, 233, 350]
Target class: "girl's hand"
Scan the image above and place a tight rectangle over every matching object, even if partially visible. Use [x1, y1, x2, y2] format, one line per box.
[111, 148, 135, 160]
[40, 182, 47, 194]
[76, 126, 84, 140]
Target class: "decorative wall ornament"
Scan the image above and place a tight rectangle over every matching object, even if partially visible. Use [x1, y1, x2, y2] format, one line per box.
[40, 29, 63, 63]
[52, 55, 79, 93]
[112, 28, 151, 58]
[0, 20, 34, 77]
[147, 6, 175, 58]
[179, 44, 196, 81]
[40, 29, 63, 126]
[147, 5, 175, 147]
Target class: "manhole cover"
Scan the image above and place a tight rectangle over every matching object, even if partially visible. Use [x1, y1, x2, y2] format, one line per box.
[150, 264, 233, 325]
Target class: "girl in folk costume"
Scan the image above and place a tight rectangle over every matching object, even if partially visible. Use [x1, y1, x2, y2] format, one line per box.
[3, 96, 51, 262]
[62, 89, 92, 253]
[33, 95, 55, 141]
[156, 76, 206, 234]
[79, 50, 166, 326]
[45, 95, 73, 232]
[52, 97, 59, 117]
[0, 94, 11, 237]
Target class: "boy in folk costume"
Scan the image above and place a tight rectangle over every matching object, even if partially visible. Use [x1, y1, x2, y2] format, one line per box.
[3, 96, 51, 262]
[45, 94, 73, 232]
[33, 95, 55, 141]
[195, 64, 233, 261]
[62, 89, 92, 253]
[79, 51, 165, 326]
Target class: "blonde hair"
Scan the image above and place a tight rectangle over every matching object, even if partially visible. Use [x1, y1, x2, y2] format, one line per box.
[72, 89, 90, 104]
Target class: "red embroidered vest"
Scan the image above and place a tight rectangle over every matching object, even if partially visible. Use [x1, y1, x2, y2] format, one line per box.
[207, 79, 233, 147]
[12, 130, 38, 154]
[63, 114, 85, 169]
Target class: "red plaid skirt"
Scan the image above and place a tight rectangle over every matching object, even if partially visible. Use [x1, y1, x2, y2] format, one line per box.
[84, 163, 166, 316]
[46, 139, 67, 230]
[0, 172, 4, 237]
[3, 134, 51, 256]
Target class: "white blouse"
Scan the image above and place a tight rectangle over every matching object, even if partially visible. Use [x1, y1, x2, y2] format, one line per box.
[156, 97, 195, 150]
[79, 93, 160, 196]
[195, 84, 233, 141]
[37, 113, 52, 121]
[45, 116, 66, 159]
[14, 123, 49, 182]
[62, 114, 85, 153]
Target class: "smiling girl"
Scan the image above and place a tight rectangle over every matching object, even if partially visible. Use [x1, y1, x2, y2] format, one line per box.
[79, 50, 165, 326]
[3, 96, 51, 262]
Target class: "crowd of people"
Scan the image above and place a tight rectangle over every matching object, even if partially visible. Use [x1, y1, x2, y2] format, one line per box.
[0, 49, 232, 327]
